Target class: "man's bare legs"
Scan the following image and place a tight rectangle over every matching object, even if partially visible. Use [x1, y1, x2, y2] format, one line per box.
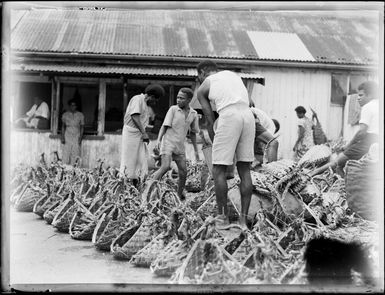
[212, 164, 230, 225]
[236, 161, 253, 229]
[173, 155, 187, 199]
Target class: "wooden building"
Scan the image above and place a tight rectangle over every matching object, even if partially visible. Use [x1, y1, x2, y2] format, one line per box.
[9, 8, 380, 168]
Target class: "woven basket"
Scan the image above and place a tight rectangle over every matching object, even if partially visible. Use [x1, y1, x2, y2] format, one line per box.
[130, 232, 175, 268]
[43, 200, 62, 224]
[52, 198, 76, 232]
[112, 219, 157, 260]
[110, 224, 141, 260]
[150, 239, 189, 277]
[93, 207, 134, 251]
[10, 182, 28, 204]
[172, 239, 254, 284]
[14, 186, 41, 212]
[69, 210, 97, 241]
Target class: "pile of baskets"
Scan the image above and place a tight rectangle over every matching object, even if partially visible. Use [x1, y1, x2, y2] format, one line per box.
[9, 149, 379, 285]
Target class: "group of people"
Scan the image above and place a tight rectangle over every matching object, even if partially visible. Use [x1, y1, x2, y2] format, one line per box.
[292, 80, 379, 178]
[14, 61, 379, 231]
[119, 60, 282, 230]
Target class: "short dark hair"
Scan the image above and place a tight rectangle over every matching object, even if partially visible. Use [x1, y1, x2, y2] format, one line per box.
[295, 106, 306, 114]
[358, 81, 378, 98]
[145, 84, 165, 99]
[197, 60, 218, 74]
[68, 99, 77, 106]
[178, 87, 194, 100]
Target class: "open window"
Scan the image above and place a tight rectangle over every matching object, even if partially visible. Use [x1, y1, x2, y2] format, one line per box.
[105, 83, 124, 133]
[12, 81, 52, 130]
[331, 73, 348, 106]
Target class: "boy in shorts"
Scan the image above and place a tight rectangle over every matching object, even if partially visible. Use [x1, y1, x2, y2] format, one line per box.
[152, 88, 200, 200]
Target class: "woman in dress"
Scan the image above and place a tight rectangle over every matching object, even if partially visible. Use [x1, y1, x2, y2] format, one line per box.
[293, 106, 314, 161]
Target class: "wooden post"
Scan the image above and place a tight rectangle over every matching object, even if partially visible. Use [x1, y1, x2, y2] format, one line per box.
[123, 78, 129, 112]
[53, 77, 60, 135]
[169, 85, 174, 107]
[51, 78, 56, 132]
[97, 78, 106, 136]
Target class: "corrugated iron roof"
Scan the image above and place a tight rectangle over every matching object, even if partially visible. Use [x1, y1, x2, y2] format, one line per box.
[11, 63, 264, 80]
[10, 9, 379, 64]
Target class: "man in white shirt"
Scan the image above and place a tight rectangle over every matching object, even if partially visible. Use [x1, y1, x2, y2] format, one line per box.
[310, 81, 379, 177]
[197, 60, 255, 230]
[15, 96, 50, 129]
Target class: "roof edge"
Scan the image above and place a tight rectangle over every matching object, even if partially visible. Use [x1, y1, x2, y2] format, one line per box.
[12, 51, 378, 71]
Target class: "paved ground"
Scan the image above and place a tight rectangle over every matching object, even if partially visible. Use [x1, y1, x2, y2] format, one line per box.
[9, 207, 169, 286]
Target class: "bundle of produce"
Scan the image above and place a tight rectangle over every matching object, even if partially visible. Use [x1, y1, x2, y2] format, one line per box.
[150, 217, 229, 278]
[111, 212, 167, 260]
[51, 192, 78, 232]
[14, 183, 42, 212]
[297, 144, 332, 169]
[261, 159, 297, 179]
[185, 160, 209, 192]
[170, 237, 255, 284]
[92, 204, 136, 250]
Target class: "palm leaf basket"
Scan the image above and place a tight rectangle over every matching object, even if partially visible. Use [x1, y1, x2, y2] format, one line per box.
[170, 238, 255, 284]
[150, 220, 229, 278]
[111, 214, 166, 260]
[33, 186, 61, 218]
[69, 209, 98, 240]
[130, 232, 177, 268]
[10, 182, 28, 205]
[14, 186, 41, 212]
[69, 199, 106, 240]
[43, 199, 62, 224]
[150, 239, 190, 277]
[51, 197, 76, 232]
[110, 223, 141, 260]
[92, 206, 135, 250]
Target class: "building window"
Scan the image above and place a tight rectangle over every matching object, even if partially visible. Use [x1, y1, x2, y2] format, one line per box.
[13, 81, 52, 130]
[348, 73, 371, 95]
[105, 83, 124, 132]
[59, 83, 99, 135]
[331, 73, 348, 106]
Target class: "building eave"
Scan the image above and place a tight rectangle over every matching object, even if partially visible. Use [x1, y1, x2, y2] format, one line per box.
[12, 51, 378, 72]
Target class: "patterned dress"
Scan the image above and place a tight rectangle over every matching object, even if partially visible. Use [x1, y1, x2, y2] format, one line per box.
[62, 111, 84, 165]
[295, 116, 314, 161]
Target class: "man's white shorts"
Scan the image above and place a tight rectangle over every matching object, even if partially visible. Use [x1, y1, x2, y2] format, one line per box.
[212, 105, 255, 165]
